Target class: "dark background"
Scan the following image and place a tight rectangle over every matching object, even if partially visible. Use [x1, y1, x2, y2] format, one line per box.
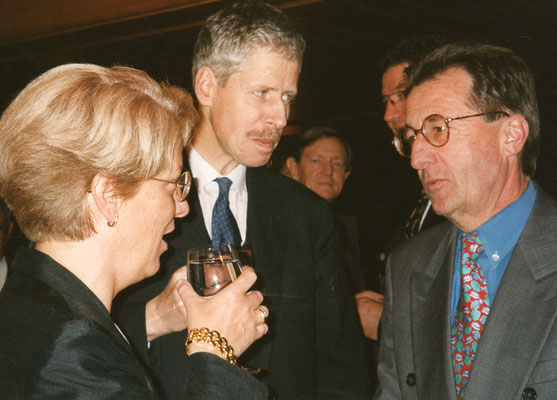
[1, 0, 556, 275]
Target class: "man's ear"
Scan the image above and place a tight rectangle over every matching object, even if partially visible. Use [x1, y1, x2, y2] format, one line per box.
[343, 169, 351, 182]
[194, 66, 218, 107]
[285, 157, 301, 182]
[503, 113, 529, 157]
[88, 174, 120, 226]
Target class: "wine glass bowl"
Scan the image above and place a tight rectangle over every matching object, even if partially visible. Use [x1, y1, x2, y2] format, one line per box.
[187, 244, 242, 296]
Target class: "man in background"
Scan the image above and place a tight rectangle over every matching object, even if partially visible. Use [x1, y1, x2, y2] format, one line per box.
[285, 126, 383, 339]
[285, 126, 350, 204]
[358, 35, 452, 345]
[375, 42, 557, 399]
[285, 126, 382, 388]
[381, 34, 450, 240]
[115, 2, 372, 399]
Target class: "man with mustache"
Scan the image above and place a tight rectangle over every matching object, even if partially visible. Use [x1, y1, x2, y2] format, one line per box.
[114, 1, 371, 399]
[374, 42, 557, 399]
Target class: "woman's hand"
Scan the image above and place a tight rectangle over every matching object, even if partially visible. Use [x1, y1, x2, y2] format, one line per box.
[178, 266, 268, 359]
[145, 265, 189, 342]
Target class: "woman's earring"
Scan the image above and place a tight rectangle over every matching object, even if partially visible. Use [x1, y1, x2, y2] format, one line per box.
[107, 214, 118, 227]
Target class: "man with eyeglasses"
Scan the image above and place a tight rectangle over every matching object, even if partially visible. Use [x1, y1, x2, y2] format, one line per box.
[355, 34, 451, 349]
[381, 35, 450, 240]
[374, 43, 557, 400]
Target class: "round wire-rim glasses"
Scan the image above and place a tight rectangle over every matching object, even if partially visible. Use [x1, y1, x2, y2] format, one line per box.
[151, 171, 192, 201]
[393, 111, 510, 158]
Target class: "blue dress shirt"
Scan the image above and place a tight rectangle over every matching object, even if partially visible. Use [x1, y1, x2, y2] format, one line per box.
[450, 181, 537, 324]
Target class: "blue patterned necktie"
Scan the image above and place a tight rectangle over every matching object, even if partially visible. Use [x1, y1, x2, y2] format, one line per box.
[211, 177, 242, 248]
[451, 233, 490, 399]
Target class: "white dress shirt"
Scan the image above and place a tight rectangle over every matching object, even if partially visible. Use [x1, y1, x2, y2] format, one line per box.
[188, 147, 248, 242]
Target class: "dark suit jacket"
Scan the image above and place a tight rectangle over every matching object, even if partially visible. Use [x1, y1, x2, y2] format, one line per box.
[336, 213, 367, 295]
[0, 247, 267, 399]
[374, 186, 557, 400]
[115, 167, 372, 399]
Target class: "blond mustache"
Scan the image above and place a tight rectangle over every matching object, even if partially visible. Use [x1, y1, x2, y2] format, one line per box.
[247, 129, 282, 141]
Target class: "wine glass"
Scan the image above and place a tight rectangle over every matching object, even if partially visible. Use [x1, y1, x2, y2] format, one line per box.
[187, 242, 262, 374]
[186, 243, 242, 296]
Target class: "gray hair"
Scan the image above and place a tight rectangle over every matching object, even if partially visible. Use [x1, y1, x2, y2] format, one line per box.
[407, 42, 539, 177]
[192, 0, 305, 86]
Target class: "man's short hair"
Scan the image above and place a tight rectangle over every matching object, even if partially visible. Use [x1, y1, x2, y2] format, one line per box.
[407, 42, 539, 177]
[290, 126, 352, 172]
[380, 34, 451, 76]
[192, 0, 306, 87]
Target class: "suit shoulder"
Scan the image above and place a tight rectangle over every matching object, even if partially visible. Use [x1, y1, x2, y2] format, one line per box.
[532, 184, 557, 216]
[390, 220, 454, 263]
[248, 167, 329, 206]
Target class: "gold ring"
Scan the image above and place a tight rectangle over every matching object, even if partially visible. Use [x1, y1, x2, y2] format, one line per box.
[256, 307, 267, 325]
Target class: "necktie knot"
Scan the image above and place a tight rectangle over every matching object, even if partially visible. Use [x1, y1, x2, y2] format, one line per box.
[215, 177, 233, 195]
[461, 233, 484, 263]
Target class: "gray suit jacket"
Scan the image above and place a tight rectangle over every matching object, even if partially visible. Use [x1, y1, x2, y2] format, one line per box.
[374, 186, 557, 400]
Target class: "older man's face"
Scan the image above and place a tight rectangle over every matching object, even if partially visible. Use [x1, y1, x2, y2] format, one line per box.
[407, 67, 510, 229]
[382, 63, 408, 134]
[289, 137, 350, 203]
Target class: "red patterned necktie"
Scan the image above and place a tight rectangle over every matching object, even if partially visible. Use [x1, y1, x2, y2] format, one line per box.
[451, 233, 490, 399]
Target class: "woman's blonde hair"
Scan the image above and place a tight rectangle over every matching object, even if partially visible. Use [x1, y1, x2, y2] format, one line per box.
[0, 64, 197, 242]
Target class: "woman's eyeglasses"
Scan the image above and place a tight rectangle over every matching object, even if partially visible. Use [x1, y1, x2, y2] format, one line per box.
[150, 171, 192, 201]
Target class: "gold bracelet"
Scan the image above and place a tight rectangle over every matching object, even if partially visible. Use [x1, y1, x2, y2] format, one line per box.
[185, 327, 237, 365]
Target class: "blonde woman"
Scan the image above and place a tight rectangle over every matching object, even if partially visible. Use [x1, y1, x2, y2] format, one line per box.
[0, 64, 268, 399]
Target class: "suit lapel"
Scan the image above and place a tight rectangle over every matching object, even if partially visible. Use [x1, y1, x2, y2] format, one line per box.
[245, 168, 286, 288]
[174, 150, 211, 251]
[465, 189, 557, 399]
[184, 183, 212, 246]
[410, 226, 459, 399]
[240, 168, 286, 370]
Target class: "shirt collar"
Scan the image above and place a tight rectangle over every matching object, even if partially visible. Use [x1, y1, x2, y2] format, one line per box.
[467, 181, 536, 261]
[188, 147, 247, 193]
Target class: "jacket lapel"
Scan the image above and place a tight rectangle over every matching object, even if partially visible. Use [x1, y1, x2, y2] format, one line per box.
[465, 189, 557, 399]
[410, 225, 459, 399]
[245, 168, 286, 289]
[185, 183, 212, 246]
[240, 168, 286, 370]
